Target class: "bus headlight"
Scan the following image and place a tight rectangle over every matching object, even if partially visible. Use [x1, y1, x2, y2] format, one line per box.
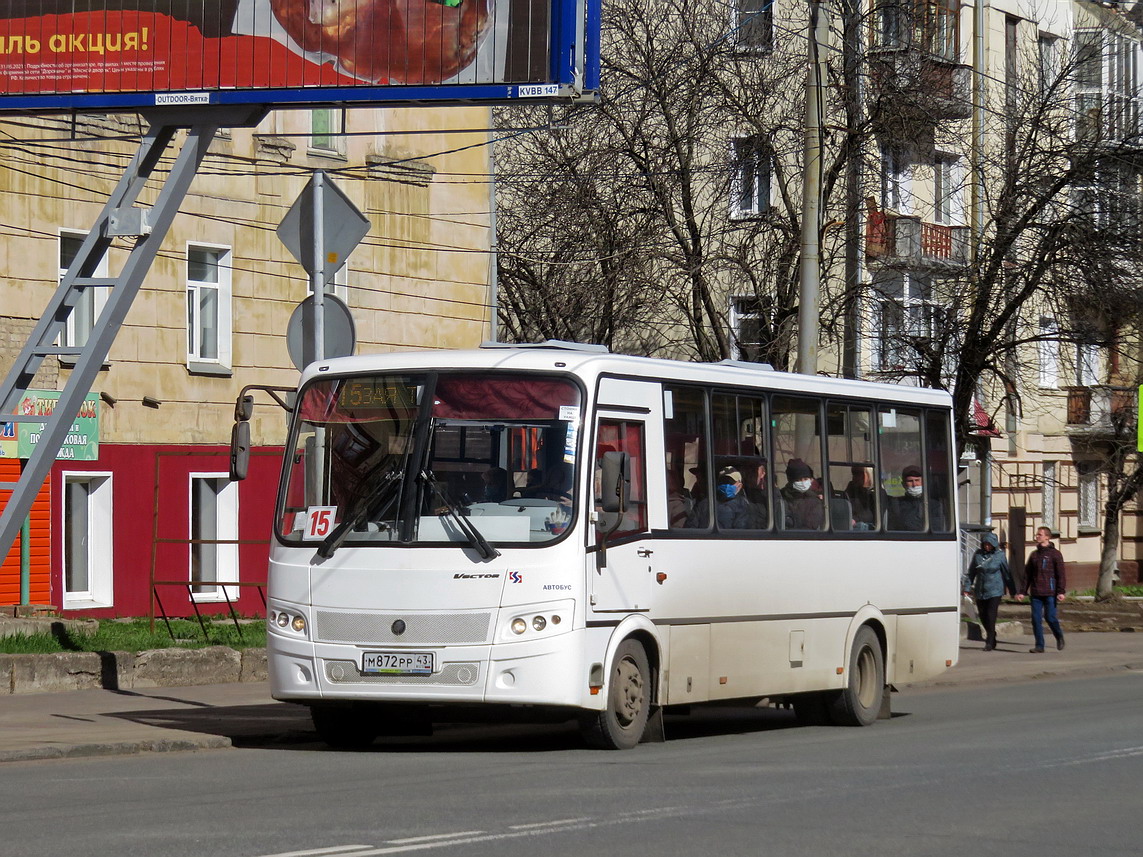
[532, 615, 547, 631]
[511, 618, 528, 635]
[291, 615, 307, 633]
[276, 612, 290, 628]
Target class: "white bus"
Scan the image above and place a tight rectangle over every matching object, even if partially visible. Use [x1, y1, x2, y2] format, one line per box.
[253, 342, 959, 750]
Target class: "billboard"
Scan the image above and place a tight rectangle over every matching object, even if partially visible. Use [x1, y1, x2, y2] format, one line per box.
[2, 390, 100, 461]
[0, 0, 600, 111]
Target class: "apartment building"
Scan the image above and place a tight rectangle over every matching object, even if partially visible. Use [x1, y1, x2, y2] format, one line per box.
[0, 106, 496, 617]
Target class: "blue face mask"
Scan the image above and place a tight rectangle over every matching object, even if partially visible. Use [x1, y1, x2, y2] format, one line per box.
[717, 483, 738, 499]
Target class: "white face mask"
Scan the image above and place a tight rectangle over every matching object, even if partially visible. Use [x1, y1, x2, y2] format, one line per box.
[792, 479, 813, 493]
[905, 485, 923, 498]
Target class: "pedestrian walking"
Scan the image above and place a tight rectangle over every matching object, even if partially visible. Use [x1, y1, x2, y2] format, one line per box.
[962, 532, 1016, 651]
[1017, 526, 1066, 653]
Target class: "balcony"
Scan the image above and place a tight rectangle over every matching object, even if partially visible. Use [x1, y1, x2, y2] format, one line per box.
[866, 209, 970, 270]
[868, 50, 973, 127]
[1065, 385, 1136, 440]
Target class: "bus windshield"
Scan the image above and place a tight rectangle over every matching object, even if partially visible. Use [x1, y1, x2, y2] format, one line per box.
[276, 372, 582, 553]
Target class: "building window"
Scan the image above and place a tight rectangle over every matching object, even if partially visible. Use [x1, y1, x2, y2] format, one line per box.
[1074, 29, 1103, 140]
[1077, 341, 1100, 386]
[58, 231, 109, 349]
[1042, 461, 1057, 531]
[880, 145, 910, 213]
[310, 108, 346, 153]
[731, 136, 770, 218]
[1077, 462, 1099, 529]
[328, 262, 350, 305]
[872, 0, 958, 61]
[63, 473, 113, 608]
[1038, 34, 1059, 93]
[735, 0, 773, 52]
[730, 296, 768, 361]
[870, 273, 942, 375]
[1038, 316, 1059, 388]
[186, 244, 232, 374]
[189, 474, 239, 601]
[933, 154, 961, 224]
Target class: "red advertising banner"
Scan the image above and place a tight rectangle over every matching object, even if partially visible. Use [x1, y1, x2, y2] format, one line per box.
[0, 0, 593, 110]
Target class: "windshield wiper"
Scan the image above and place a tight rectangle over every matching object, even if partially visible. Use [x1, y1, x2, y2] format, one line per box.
[422, 469, 500, 561]
[316, 465, 401, 559]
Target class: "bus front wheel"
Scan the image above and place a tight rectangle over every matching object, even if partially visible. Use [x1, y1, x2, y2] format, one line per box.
[581, 639, 651, 750]
[830, 626, 885, 727]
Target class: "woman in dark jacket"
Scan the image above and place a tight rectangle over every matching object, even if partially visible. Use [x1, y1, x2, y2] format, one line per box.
[962, 532, 1016, 651]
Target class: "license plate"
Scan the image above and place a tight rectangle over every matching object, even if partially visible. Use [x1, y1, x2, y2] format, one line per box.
[361, 650, 434, 676]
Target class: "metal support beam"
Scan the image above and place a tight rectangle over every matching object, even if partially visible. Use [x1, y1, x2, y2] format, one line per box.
[0, 120, 220, 566]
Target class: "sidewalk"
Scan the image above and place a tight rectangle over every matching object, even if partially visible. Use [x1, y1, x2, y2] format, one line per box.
[2, 631, 1142, 763]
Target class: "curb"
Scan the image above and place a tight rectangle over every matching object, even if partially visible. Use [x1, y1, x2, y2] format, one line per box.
[1, 647, 267, 695]
[0, 736, 235, 764]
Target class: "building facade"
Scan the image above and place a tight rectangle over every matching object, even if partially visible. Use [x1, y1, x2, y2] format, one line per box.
[1, 105, 496, 617]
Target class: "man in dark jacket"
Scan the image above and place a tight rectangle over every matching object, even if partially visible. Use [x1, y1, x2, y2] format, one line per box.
[780, 458, 824, 530]
[1017, 526, 1067, 653]
[885, 464, 946, 531]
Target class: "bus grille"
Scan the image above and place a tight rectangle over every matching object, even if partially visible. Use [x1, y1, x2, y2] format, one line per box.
[323, 660, 481, 686]
[313, 610, 493, 645]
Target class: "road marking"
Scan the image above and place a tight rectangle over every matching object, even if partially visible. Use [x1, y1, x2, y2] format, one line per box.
[508, 818, 592, 830]
[385, 832, 485, 844]
[257, 846, 376, 857]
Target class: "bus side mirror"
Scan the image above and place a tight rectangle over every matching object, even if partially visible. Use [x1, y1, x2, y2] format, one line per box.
[235, 394, 255, 422]
[600, 451, 630, 514]
[230, 421, 250, 482]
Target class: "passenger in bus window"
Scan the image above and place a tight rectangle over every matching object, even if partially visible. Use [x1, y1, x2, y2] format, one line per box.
[781, 459, 824, 530]
[743, 459, 770, 528]
[667, 468, 693, 529]
[713, 466, 756, 529]
[844, 465, 876, 530]
[481, 467, 509, 503]
[885, 465, 945, 531]
[518, 468, 545, 498]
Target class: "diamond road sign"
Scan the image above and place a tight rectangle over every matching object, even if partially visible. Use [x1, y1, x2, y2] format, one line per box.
[277, 172, 370, 285]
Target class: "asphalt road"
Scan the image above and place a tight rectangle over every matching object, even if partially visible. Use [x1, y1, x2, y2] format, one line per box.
[2, 671, 1141, 857]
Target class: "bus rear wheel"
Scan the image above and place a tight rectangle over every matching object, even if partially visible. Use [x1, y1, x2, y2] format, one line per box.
[310, 704, 380, 750]
[830, 626, 884, 727]
[581, 639, 651, 750]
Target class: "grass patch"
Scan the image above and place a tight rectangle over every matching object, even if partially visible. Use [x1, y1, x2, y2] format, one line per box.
[1072, 585, 1143, 598]
[0, 617, 266, 654]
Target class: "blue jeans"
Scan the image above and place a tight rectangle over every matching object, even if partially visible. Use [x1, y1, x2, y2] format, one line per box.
[1030, 596, 1064, 649]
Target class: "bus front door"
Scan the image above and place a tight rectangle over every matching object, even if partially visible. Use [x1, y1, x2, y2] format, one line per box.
[590, 412, 654, 614]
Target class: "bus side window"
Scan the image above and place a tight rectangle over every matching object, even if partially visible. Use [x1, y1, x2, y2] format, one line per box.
[925, 410, 954, 533]
[664, 386, 709, 531]
[772, 396, 826, 531]
[595, 420, 647, 537]
[827, 403, 877, 532]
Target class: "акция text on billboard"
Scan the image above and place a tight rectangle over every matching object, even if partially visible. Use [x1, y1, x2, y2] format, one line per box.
[0, 0, 598, 111]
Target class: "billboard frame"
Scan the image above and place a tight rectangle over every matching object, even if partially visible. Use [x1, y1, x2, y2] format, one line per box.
[0, 0, 601, 113]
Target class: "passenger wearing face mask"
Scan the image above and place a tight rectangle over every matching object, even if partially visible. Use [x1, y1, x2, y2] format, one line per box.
[885, 465, 945, 531]
[780, 458, 824, 530]
[713, 466, 757, 529]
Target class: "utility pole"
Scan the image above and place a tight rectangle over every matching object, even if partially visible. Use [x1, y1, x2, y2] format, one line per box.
[798, 0, 829, 376]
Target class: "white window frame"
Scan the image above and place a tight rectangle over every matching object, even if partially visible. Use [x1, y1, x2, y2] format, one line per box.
[62, 472, 114, 609]
[933, 153, 963, 225]
[186, 243, 233, 375]
[1077, 340, 1100, 386]
[310, 107, 346, 154]
[328, 262, 350, 305]
[729, 296, 766, 361]
[1038, 316, 1059, 388]
[1042, 460, 1057, 531]
[1077, 462, 1100, 529]
[188, 472, 239, 603]
[730, 136, 770, 219]
[880, 145, 912, 214]
[1038, 34, 1059, 93]
[58, 230, 109, 350]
